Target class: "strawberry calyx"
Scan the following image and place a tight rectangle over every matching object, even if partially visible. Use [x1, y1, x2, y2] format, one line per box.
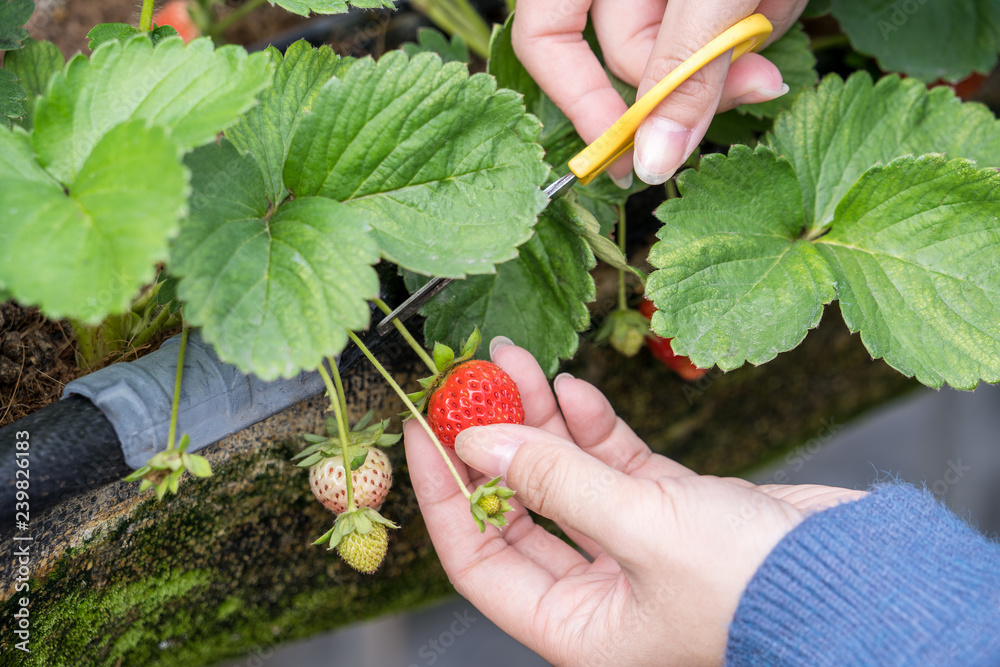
[406, 327, 482, 414]
[124, 433, 213, 501]
[469, 476, 516, 532]
[594, 308, 651, 357]
[314, 506, 398, 549]
[293, 409, 400, 470]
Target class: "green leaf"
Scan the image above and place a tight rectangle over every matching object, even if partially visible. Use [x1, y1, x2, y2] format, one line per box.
[85, 23, 178, 50]
[415, 197, 597, 376]
[767, 73, 1000, 235]
[227, 40, 351, 207]
[0, 68, 25, 130]
[4, 38, 64, 130]
[33, 35, 273, 184]
[647, 145, 835, 370]
[432, 342, 453, 372]
[173, 140, 380, 380]
[271, 0, 396, 17]
[286, 51, 549, 277]
[401, 28, 469, 64]
[349, 451, 368, 470]
[86, 23, 140, 50]
[815, 155, 1000, 389]
[571, 196, 641, 280]
[149, 25, 180, 46]
[0, 122, 188, 322]
[737, 23, 816, 119]
[831, 0, 1000, 82]
[187, 454, 213, 478]
[154, 274, 181, 313]
[0, 0, 32, 50]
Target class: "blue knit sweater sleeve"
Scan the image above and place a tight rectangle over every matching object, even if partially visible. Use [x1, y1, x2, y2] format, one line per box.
[726, 484, 1000, 665]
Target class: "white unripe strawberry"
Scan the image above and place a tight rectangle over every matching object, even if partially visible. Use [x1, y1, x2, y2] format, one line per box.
[309, 448, 392, 514]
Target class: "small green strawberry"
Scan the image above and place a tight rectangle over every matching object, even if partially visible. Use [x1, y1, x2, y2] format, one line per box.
[594, 308, 650, 357]
[314, 506, 398, 574]
[477, 495, 501, 516]
[469, 476, 516, 532]
[337, 522, 388, 574]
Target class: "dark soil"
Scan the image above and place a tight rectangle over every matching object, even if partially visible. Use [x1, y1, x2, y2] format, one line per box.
[26, 1, 313, 58]
[0, 303, 77, 427]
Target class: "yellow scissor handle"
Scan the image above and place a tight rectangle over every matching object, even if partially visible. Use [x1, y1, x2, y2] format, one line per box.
[569, 13, 773, 185]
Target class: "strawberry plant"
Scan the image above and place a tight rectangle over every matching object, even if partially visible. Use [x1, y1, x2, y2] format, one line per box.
[0, 0, 998, 547]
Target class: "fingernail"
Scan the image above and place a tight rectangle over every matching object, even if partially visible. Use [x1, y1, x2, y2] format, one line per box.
[736, 82, 790, 107]
[634, 117, 691, 185]
[755, 82, 790, 100]
[553, 372, 574, 392]
[489, 335, 514, 360]
[455, 426, 522, 477]
[610, 171, 633, 190]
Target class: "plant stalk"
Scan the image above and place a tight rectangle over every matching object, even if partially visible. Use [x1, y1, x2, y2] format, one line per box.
[347, 331, 471, 499]
[318, 361, 356, 510]
[166, 321, 190, 451]
[616, 206, 628, 311]
[139, 0, 156, 32]
[373, 298, 437, 373]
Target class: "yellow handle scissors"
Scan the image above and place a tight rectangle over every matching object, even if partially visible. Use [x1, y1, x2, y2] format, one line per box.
[377, 13, 774, 334]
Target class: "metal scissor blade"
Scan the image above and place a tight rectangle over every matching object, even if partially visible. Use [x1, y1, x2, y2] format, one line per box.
[374, 173, 579, 336]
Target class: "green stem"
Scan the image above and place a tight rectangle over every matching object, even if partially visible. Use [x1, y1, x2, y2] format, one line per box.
[207, 0, 268, 39]
[167, 321, 190, 451]
[348, 331, 471, 500]
[372, 298, 437, 373]
[70, 319, 101, 370]
[616, 206, 628, 311]
[318, 361, 356, 510]
[328, 355, 350, 432]
[665, 178, 679, 200]
[139, 0, 156, 32]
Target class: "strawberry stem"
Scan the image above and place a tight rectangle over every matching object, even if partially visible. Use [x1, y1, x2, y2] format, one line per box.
[166, 321, 189, 451]
[616, 206, 628, 312]
[347, 331, 472, 500]
[372, 298, 437, 374]
[139, 0, 156, 32]
[317, 361, 356, 511]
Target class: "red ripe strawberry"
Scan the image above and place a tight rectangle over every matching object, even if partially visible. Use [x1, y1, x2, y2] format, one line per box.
[153, 0, 200, 43]
[638, 299, 709, 381]
[427, 360, 525, 447]
[310, 448, 392, 514]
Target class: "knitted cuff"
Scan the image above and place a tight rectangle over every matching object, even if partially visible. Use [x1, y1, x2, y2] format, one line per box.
[726, 484, 1000, 666]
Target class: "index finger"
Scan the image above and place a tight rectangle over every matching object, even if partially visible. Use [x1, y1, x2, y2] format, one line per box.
[512, 0, 631, 178]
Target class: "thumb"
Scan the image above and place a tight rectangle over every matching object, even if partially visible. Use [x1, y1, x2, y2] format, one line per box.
[633, 3, 786, 184]
[455, 424, 644, 562]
